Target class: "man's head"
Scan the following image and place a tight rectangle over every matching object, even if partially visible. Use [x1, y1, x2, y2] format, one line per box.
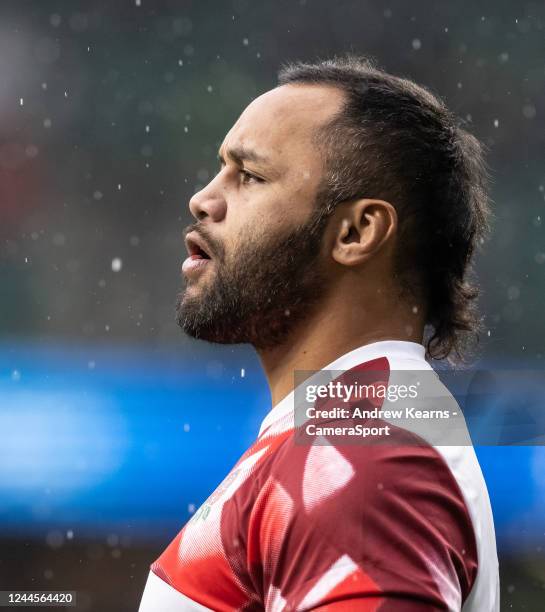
[176, 84, 347, 350]
[176, 54, 491, 362]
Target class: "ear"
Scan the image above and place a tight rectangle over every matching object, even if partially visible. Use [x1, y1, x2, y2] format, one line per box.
[330, 198, 397, 267]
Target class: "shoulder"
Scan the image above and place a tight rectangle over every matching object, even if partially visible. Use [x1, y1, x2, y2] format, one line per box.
[254, 427, 478, 601]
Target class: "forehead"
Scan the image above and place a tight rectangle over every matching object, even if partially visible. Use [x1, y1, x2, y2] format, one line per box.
[220, 84, 345, 168]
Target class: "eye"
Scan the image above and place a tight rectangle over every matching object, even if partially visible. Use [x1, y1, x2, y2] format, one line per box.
[240, 169, 264, 185]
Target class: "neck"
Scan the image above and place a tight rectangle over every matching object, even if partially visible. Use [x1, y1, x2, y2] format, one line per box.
[257, 288, 424, 406]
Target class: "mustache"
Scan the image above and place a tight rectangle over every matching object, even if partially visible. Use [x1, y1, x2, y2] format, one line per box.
[183, 223, 224, 260]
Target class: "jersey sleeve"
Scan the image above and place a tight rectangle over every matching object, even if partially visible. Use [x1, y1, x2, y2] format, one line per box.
[246, 429, 478, 611]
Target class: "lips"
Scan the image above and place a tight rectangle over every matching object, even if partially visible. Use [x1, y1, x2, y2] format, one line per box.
[182, 231, 213, 278]
[182, 255, 210, 276]
[185, 232, 213, 260]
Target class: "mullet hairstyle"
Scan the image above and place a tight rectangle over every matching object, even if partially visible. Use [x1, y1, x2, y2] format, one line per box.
[278, 54, 492, 364]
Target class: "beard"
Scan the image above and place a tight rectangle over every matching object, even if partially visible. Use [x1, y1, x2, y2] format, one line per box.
[176, 206, 331, 350]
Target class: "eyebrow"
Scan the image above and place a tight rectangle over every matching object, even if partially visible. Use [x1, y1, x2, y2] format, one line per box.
[217, 145, 271, 168]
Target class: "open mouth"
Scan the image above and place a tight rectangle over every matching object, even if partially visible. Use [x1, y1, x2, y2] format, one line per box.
[191, 244, 211, 260]
[182, 232, 214, 277]
[185, 233, 213, 260]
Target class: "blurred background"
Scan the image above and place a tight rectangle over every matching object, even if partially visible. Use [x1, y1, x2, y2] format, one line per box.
[1, 0, 544, 609]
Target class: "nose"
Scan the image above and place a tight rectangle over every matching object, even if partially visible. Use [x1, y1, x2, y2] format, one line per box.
[188, 180, 227, 222]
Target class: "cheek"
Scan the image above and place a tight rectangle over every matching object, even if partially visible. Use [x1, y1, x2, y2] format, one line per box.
[294, 183, 320, 214]
[227, 191, 282, 230]
[224, 180, 315, 243]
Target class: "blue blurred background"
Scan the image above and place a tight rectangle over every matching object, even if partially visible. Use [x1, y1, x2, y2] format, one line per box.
[2, 341, 545, 609]
[1, 1, 545, 609]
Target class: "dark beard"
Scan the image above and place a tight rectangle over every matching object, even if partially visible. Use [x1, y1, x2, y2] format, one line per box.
[176, 207, 331, 349]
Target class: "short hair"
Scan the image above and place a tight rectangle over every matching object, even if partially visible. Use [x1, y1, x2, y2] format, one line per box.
[278, 54, 492, 364]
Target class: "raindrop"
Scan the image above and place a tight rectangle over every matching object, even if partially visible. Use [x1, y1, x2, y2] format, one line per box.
[111, 257, 122, 272]
[522, 104, 536, 119]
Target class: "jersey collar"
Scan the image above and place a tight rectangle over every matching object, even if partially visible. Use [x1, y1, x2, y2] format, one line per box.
[257, 340, 426, 439]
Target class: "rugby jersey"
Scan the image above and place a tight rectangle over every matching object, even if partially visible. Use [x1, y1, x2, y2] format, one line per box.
[139, 340, 499, 611]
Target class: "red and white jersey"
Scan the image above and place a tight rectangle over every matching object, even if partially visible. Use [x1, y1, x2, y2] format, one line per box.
[139, 341, 499, 611]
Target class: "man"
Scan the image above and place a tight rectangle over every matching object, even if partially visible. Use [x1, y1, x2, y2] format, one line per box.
[139, 55, 499, 611]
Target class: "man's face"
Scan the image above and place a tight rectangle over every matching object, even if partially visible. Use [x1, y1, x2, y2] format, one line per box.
[176, 84, 345, 348]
